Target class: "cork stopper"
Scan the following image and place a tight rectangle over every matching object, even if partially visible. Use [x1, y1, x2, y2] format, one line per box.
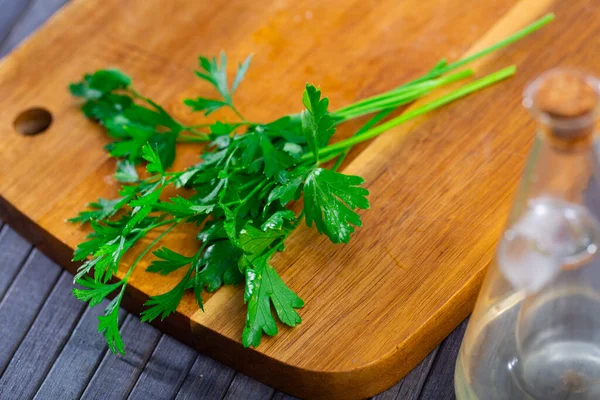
[524, 70, 600, 151]
[534, 73, 598, 118]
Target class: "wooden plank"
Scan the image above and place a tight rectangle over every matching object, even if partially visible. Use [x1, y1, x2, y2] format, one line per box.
[372, 347, 440, 400]
[0, 0, 70, 57]
[418, 319, 469, 400]
[80, 314, 161, 400]
[223, 374, 275, 400]
[0, 249, 61, 375]
[0, 225, 32, 300]
[128, 335, 197, 400]
[33, 300, 127, 400]
[0, 0, 29, 46]
[0, 271, 85, 399]
[1, 0, 588, 397]
[174, 354, 235, 400]
[272, 392, 300, 400]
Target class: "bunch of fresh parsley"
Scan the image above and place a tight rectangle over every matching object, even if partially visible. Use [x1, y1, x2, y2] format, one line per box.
[69, 15, 553, 354]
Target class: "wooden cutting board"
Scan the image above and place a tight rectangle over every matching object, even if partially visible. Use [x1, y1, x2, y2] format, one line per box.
[1, 0, 597, 398]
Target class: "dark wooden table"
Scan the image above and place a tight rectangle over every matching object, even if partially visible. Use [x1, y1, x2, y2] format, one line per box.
[0, 2, 467, 399]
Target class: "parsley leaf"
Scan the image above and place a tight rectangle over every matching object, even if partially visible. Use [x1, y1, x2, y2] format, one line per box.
[70, 69, 205, 169]
[141, 144, 164, 175]
[98, 287, 125, 354]
[73, 276, 123, 307]
[235, 223, 286, 270]
[185, 53, 252, 117]
[267, 172, 305, 207]
[301, 84, 335, 162]
[242, 253, 304, 348]
[303, 168, 370, 244]
[183, 98, 229, 116]
[147, 247, 194, 275]
[232, 55, 253, 92]
[261, 210, 295, 231]
[70, 69, 131, 99]
[154, 196, 215, 222]
[259, 133, 294, 182]
[115, 160, 139, 183]
[195, 241, 243, 294]
[69, 198, 124, 223]
[141, 268, 192, 322]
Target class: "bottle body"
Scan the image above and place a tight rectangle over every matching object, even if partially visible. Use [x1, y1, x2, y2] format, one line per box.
[455, 250, 600, 399]
[455, 70, 600, 400]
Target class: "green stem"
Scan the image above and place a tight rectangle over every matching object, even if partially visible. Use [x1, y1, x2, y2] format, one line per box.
[124, 221, 179, 281]
[146, 218, 178, 230]
[230, 105, 245, 121]
[303, 65, 516, 161]
[222, 180, 271, 207]
[182, 128, 210, 137]
[334, 69, 473, 119]
[331, 13, 553, 121]
[331, 107, 396, 170]
[177, 135, 210, 143]
[440, 13, 554, 75]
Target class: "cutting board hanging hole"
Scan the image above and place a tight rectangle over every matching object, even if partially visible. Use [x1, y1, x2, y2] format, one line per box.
[14, 107, 52, 135]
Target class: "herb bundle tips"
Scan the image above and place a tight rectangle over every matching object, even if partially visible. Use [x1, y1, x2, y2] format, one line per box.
[68, 14, 554, 354]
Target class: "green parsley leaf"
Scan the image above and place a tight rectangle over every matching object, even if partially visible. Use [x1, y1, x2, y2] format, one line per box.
[98, 288, 125, 354]
[242, 253, 304, 348]
[68, 197, 124, 224]
[147, 247, 194, 275]
[303, 168, 370, 244]
[70, 69, 131, 99]
[88, 69, 131, 93]
[261, 210, 295, 231]
[154, 196, 214, 223]
[196, 53, 230, 101]
[141, 144, 164, 175]
[196, 220, 228, 243]
[73, 276, 123, 307]
[149, 131, 178, 170]
[282, 142, 303, 159]
[183, 98, 229, 116]
[106, 124, 153, 161]
[115, 160, 139, 183]
[301, 84, 335, 161]
[235, 223, 286, 270]
[196, 241, 243, 293]
[232, 54, 253, 93]
[259, 133, 294, 182]
[267, 173, 304, 207]
[141, 269, 192, 322]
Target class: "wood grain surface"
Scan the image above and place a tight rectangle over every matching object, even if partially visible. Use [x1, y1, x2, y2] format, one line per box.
[0, 0, 597, 398]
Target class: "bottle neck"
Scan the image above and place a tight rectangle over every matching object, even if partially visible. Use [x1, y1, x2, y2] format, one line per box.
[525, 127, 596, 205]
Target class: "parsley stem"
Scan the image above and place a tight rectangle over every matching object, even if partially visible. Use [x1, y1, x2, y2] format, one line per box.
[331, 107, 395, 170]
[304, 65, 516, 160]
[334, 69, 473, 120]
[177, 136, 209, 143]
[222, 180, 271, 207]
[147, 218, 178, 230]
[331, 13, 553, 122]
[182, 128, 210, 137]
[438, 13, 554, 75]
[230, 105, 245, 121]
[124, 221, 180, 281]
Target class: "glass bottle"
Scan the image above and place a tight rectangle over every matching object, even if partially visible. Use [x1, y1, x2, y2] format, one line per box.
[455, 70, 600, 400]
